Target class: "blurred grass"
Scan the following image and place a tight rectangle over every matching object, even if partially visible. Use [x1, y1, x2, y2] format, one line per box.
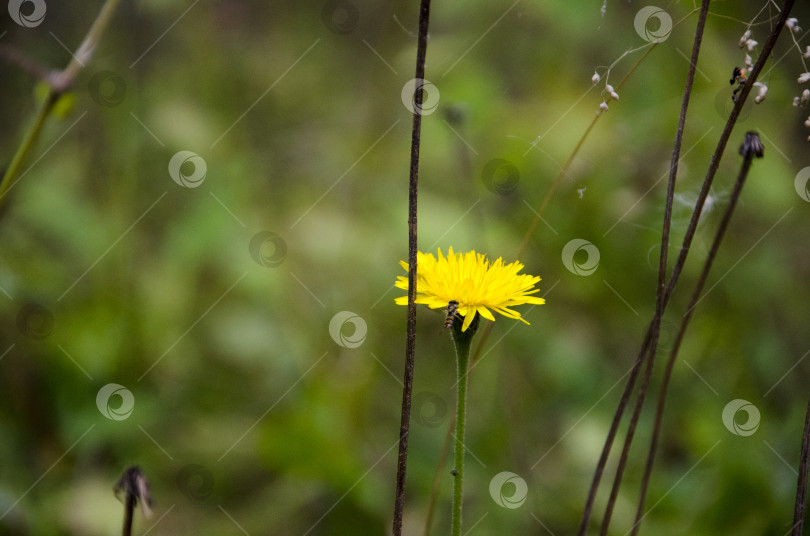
[2, 1, 810, 534]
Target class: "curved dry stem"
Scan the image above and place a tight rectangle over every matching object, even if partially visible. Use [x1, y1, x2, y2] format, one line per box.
[598, 2, 711, 533]
[580, 1, 794, 532]
[630, 131, 761, 535]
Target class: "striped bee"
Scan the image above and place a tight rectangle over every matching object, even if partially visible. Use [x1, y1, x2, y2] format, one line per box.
[444, 300, 460, 329]
[730, 66, 747, 102]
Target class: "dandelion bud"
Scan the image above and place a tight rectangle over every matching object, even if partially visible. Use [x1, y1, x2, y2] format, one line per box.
[745, 39, 758, 51]
[739, 29, 751, 48]
[592, 72, 601, 84]
[799, 72, 810, 84]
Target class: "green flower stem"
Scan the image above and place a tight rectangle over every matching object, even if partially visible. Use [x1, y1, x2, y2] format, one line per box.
[0, 0, 121, 212]
[450, 313, 479, 536]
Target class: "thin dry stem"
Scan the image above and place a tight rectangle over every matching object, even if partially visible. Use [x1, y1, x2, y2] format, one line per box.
[392, 1, 432, 534]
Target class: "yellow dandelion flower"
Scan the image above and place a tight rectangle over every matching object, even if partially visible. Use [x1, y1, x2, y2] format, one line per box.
[395, 247, 545, 331]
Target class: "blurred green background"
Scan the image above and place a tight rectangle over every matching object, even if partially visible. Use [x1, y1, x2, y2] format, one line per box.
[2, 1, 810, 534]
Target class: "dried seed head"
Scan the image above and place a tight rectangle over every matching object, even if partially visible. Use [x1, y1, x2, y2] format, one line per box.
[744, 54, 753, 70]
[786, 18, 801, 33]
[739, 131, 764, 158]
[739, 29, 751, 48]
[753, 82, 768, 104]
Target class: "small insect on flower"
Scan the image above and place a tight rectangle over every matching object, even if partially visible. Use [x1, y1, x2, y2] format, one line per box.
[444, 300, 460, 329]
[730, 66, 748, 102]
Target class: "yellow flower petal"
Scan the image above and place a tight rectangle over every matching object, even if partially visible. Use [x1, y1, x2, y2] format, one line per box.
[394, 248, 545, 331]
